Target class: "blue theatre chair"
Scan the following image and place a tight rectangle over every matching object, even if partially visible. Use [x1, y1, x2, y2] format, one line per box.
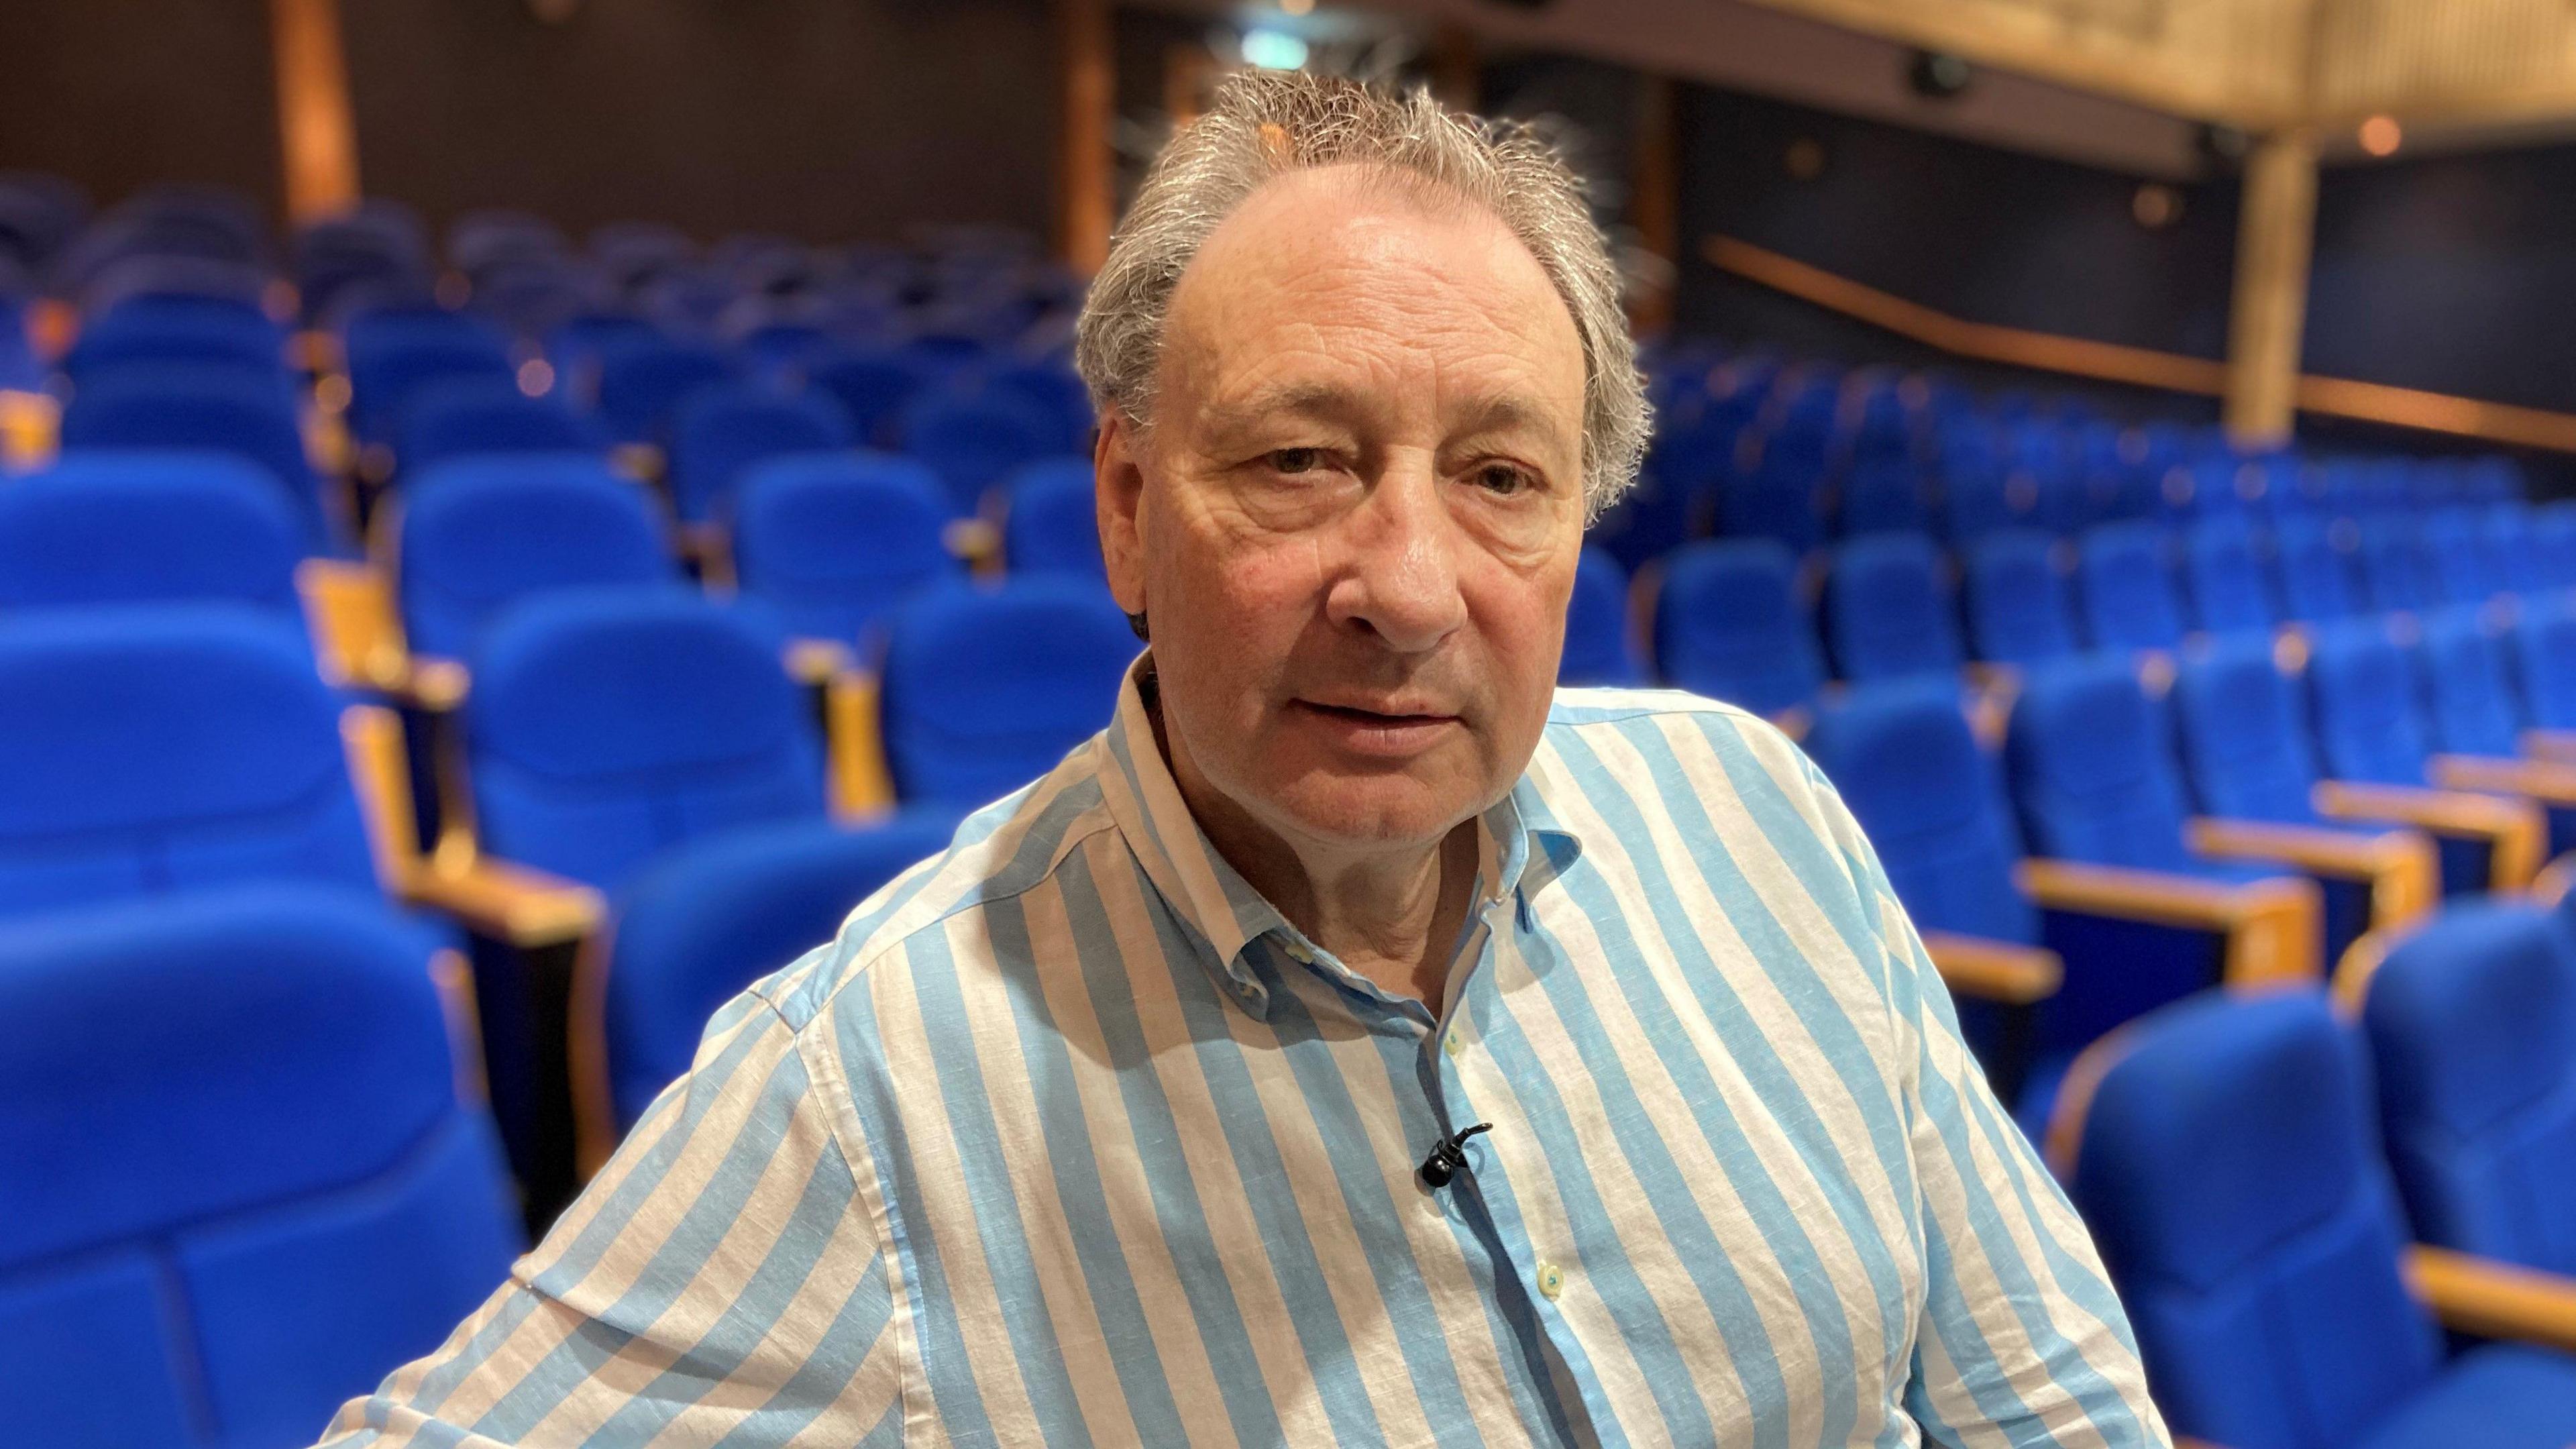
[574, 810, 959, 1169]
[0, 451, 307, 625]
[2357, 515, 2445, 614]
[395, 374, 605, 477]
[389, 454, 676, 669]
[899, 389, 1061, 514]
[876, 578, 1138, 811]
[1821, 532, 1965, 685]
[2304, 619, 2550, 892]
[592, 335, 739, 445]
[340, 306, 518, 451]
[662, 380, 853, 527]
[2055, 989, 2576, 1449]
[1648, 539, 1827, 733]
[806, 345, 930, 449]
[2178, 515, 2278, 637]
[0, 884, 521, 1448]
[2349, 900, 2576, 1281]
[2426, 507, 2506, 607]
[62, 293, 286, 383]
[2269, 514, 2365, 624]
[731, 452, 961, 649]
[1960, 530, 2080, 669]
[1001, 455, 1106, 582]
[2075, 521, 2188, 654]
[1560, 545, 1644, 688]
[2409, 606, 2576, 856]
[59, 360, 333, 548]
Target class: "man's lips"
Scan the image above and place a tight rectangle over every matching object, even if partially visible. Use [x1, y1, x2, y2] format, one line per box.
[1293, 699, 1460, 725]
[1287, 698, 1465, 755]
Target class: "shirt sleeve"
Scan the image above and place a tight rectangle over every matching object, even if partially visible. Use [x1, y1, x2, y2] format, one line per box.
[311, 983, 906, 1448]
[1804, 762, 2174, 1449]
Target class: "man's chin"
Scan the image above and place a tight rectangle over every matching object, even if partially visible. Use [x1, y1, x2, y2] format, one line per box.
[1256, 773, 1487, 851]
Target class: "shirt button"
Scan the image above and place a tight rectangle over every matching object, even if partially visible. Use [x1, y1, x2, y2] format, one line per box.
[1442, 1030, 1464, 1058]
[1536, 1261, 1565, 1300]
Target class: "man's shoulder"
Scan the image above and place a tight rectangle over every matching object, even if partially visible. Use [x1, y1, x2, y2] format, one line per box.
[1542, 685, 1813, 775]
[751, 763, 1123, 1035]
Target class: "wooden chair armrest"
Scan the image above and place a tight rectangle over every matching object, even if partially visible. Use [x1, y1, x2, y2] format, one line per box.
[2312, 780, 2546, 889]
[2015, 858, 2320, 988]
[784, 637, 857, 687]
[1917, 930, 2060, 1005]
[945, 518, 1001, 571]
[610, 442, 663, 482]
[2520, 728, 2576, 765]
[2186, 817, 2438, 930]
[402, 855, 604, 949]
[2429, 752, 2576, 805]
[297, 557, 409, 692]
[824, 666, 898, 819]
[2404, 1244, 2576, 1355]
[1768, 705, 1812, 743]
[676, 521, 735, 590]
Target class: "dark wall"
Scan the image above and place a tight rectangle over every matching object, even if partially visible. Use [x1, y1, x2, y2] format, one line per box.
[0, 0, 280, 220]
[2308, 144, 2576, 415]
[1672, 82, 2239, 368]
[342, 0, 1057, 245]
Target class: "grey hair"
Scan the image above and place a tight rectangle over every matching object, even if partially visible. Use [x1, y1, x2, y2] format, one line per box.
[1073, 69, 1649, 520]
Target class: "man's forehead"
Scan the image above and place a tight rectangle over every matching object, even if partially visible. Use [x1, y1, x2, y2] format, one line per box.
[1161, 167, 1585, 418]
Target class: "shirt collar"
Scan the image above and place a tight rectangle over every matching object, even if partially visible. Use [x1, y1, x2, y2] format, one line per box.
[1095, 655, 1580, 1017]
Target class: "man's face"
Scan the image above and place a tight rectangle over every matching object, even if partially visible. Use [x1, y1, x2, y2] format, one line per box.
[1098, 166, 1589, 858]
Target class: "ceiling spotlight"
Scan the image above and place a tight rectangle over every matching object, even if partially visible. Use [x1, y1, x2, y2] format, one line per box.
[2359, 115, 2403, 157]
[1241, 28, 1309, 70]
[2132, 182, 2184, 229]
[1909, 50, 1972, 101]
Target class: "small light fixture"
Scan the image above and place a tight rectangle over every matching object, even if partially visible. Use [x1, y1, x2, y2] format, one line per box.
[1783, 138, 1827, 181]
[1241, 28, 1309, 70]
[1280, 0, 1315, 14]
[2132, 182, 2184, 230]
[2359, 115, 2403, 157]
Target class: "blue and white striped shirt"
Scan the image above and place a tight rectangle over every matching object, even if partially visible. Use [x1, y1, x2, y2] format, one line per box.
[321, 669, 2168, 1448]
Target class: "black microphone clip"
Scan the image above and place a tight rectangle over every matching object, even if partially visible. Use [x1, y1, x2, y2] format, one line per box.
[1417, 1122, 1493, 1190]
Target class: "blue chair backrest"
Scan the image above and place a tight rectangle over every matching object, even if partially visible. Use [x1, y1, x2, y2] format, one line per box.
[663, 382, 854, 524]
[2424, 508, 2500, 605]
[879, 579, 1138, 810]
[2363, 900, 2576, 1277]
[602, 812, 957, 1128]
[1824, 532, 1962, 682]
[2306, 621, 2433, 786]
[1725, 402, 1831, 553]
[1002, 456, 1106, 582]
[58, 361, 325, 547]
[2066, 991, 2441, 1449]
[0, 606, 378, 918]
[1649, 539, 1825, 717]
[64, 294, 284, 382]
[2357, 517, 2441, 613]
[342, 307, 517, 445]
[1806, 680, 2037, 945]
[2269, 515, 2363, 623]
[2483, 503, 2542, 595]
[396, 374, 604, 476]
[2076, 521, 2186, 651]
[465, 588, 824, 891]
[2168, 635, 2322, 824]
[899, 390, 1060, 512]
[2532, 501, 2576, 591]
[2412, 607, 2521, 759]
[979, 360, 1095, 453]
[0, 883, 520, 1448]
[0, 452, 303, 619]
[594, 336, 739, 443]
[806, 347, 929, 449]
[395, 455, 674, 661]
[1561, 545, 1644, 688]
[1837, 455, 1931, 538]
[2004, 654, 2199, 873]
[2180, 517, 2275, 635]
[732, 453, 959, 645]
[1962, 530, 2078, 667]
[2513, 595, 2576, 731]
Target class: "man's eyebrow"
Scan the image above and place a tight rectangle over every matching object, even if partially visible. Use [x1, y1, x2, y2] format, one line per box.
[1448, 392, 1567, 439]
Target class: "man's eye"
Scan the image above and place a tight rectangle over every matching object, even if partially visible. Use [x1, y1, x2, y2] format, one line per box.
[1474, 462, 1533, 495]
[1267, 447, 1322, 474]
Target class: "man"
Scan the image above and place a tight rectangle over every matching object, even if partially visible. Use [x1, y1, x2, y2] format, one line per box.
[320, 72, 2167, 1447]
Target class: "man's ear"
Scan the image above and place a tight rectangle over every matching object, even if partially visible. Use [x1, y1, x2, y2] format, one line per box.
[1095, 411, 1150, 619]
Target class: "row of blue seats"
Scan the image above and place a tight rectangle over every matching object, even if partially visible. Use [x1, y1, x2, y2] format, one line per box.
[1646, 505, 2576, 719]
[2051, 900, 2576, 1447]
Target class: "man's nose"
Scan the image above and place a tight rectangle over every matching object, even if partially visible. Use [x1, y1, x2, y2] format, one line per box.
[1324, 462, 1467, 653]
